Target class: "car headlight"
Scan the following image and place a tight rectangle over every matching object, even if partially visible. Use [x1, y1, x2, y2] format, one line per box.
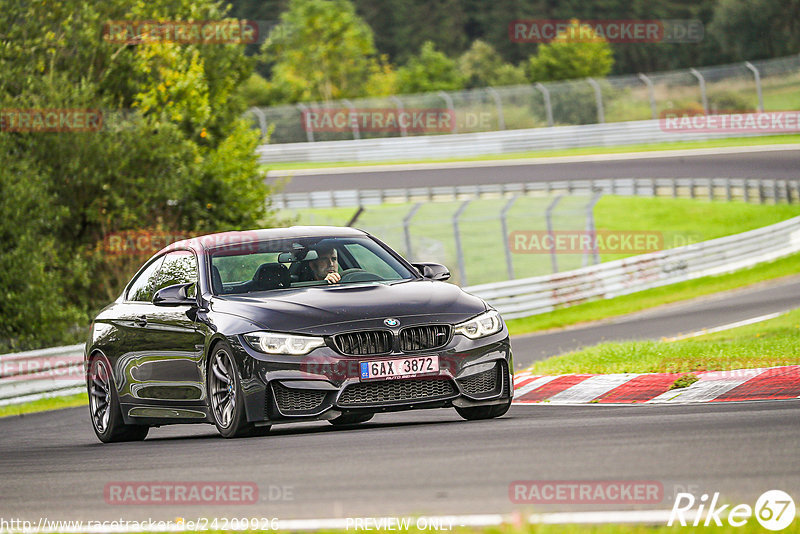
[243, 331, 325, 355]
[454, 310, 503, 339]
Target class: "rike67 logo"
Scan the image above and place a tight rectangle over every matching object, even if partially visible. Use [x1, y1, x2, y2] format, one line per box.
[669, 490, 795, 530]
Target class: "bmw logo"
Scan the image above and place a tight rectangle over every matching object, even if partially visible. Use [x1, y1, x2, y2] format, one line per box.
[384, 318, 400, 327]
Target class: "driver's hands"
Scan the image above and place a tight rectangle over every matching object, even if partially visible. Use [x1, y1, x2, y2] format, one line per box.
[324, 272, 341, 284]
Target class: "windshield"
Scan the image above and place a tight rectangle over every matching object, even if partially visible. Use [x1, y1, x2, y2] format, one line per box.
[208, 236, 416, 295]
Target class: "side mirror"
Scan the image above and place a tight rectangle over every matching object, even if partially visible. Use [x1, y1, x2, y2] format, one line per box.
[153, 282, 197, 306]
[412, 262, 450, 281]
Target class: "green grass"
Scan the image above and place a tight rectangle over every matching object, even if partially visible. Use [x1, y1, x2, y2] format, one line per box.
[507, 251, 800, 336]
[263, 134, 800, 171]
[282, 196, 800, 286]
[0, 392, 87, 418]
[524, 307, 800, 375]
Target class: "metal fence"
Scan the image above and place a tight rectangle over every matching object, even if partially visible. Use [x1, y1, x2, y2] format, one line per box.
[277, 178, 800, 287]
[249, 54, 800, 146]
[272, 177, 800, 209]
[349, 193, 601, 287]
[467, 214, 800, 319]
[0, 344, 85, 406]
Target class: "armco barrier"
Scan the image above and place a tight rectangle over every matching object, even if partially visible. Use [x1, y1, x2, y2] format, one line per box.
[1, 216, 798, 405]
[270, 177, 800, 209]
[465, 215, 800, 319]
[0, 344, 85, 406]
[256, 118, 775, 164]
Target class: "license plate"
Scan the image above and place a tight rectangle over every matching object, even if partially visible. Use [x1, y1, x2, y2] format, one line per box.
[360, 356, 439, 380]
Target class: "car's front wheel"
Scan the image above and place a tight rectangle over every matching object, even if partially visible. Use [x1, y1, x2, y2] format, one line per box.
[208, 341, 256, 438]
[88, 355, 149, 443]
[455, 400, 511, 421]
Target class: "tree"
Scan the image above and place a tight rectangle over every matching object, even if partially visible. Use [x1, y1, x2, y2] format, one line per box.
[526, 20, 614, 82]
[459, 40, 526, 88]
[396, 41, 465, 94]
[261, 0, 380, 102]
[708, 0, 800, 61]
[0, 0, 270, 348]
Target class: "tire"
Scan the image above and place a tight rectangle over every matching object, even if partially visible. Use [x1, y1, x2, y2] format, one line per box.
[208, 341, 255, 438]
[455, 400, 511, 421]
[88, 355, 149, 443]
[328, 413, 374, 426]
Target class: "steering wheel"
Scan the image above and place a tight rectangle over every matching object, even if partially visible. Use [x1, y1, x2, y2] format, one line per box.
[339, 268, 383, 283]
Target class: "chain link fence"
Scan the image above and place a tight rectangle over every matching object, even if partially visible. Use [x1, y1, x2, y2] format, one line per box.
[249, 54, 800, 144]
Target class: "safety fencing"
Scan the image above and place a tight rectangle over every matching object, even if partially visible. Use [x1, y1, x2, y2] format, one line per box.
[0, 344, 85, 406]
[466, 215, 800, 319]
[256, 117, 794, 163]
[271, 177, 800, 209]
[250, 55, 800, 147]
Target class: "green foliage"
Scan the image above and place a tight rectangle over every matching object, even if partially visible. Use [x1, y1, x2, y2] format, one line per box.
[708, 0, 800, 62]
[396, 41, 465, 94]
[0, 0, 271, 350]
[261, 0, 381, 102]
[708, 90, 756, 113]
[670, 374, 700, 389]
[526, 20, 614, 83]
[459, 40, 527, 89]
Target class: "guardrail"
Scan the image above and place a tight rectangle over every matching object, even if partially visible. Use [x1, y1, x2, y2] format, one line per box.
[2, 215, 798, 405]
[0, 344, 85, 406]
[256, 118, 782, 164]
[465, 215, 800, 319]
[271, 177, 800, 209]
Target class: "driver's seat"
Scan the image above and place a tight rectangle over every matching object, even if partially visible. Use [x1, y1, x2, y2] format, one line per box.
[252, 263, 290, 291]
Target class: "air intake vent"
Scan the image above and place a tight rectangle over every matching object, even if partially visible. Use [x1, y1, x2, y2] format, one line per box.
[458, 364, 500, 397]
[399, 325, 450, 352]
[271, 383, 328, 414]
[338, 378, 456, 407]
[333, 330, 393, 356]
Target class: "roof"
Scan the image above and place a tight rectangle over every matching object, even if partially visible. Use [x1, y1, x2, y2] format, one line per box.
[159, 226, 368, 254]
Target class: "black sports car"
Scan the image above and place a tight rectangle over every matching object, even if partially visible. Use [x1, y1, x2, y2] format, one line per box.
[85, 227, 513, 442]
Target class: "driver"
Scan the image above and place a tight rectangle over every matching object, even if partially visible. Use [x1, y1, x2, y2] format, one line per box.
[308, 244, 341, 284]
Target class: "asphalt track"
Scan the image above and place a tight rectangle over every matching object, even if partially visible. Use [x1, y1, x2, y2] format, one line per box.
[271, 146, 800, 193]
[1, 277, 798, 523]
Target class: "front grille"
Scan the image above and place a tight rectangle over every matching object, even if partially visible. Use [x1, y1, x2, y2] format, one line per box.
[399, 325, 450, 352]
[333, 330, 392, 356]
[338, 378, 456, 407]
[458, 364, 500, 396]
[271, 383, 327, 413]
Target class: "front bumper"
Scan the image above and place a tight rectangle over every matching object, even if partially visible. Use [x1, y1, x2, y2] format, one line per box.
[231, 332, 513, 424]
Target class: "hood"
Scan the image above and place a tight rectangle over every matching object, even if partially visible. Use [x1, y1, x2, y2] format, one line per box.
[209, 280, 487, 334]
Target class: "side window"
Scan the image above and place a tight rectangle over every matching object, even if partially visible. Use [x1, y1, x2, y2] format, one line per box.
[127, 256, 165, 302]
[154, 250, 198, 294]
